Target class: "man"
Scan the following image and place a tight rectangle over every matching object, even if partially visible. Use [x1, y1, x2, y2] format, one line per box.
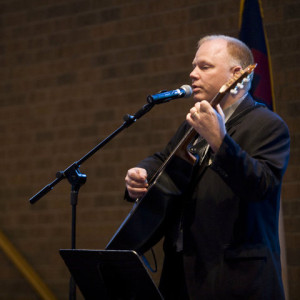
[125, 35, 290, 299]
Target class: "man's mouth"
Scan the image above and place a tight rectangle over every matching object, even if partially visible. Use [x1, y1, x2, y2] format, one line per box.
[192, 85, 203, 93]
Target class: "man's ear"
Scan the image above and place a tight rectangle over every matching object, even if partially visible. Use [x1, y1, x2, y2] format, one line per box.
[231, 65, 243, 75]
[231, 65, 252, 92]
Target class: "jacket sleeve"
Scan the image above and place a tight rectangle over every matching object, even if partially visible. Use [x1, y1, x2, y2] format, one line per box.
[211, 109, 290, 202]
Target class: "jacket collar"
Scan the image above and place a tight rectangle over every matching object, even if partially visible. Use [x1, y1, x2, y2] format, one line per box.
[226, 94, 265, 131]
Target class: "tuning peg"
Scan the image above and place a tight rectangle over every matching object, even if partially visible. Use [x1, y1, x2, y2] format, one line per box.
[237, 83, 244, 89]
[230, 86, 239, 95]
[243, 75, 251, 82]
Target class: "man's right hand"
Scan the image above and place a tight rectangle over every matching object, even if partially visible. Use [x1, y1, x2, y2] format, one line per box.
[125, 168, 148, 199]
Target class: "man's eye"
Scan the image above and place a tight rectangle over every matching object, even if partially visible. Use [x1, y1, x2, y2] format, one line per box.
[201, 65, 210, 70]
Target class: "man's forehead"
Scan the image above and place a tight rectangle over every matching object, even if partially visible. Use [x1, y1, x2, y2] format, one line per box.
[194, 39, 228, 60]
[199, 39, 227, 53]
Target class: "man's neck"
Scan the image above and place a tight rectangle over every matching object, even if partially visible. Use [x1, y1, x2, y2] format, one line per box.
[223, 92, 248, 122]
[220, 90, 248, 110]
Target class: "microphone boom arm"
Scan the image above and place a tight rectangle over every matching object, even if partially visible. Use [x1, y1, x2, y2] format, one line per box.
[29, 101, 155, 204]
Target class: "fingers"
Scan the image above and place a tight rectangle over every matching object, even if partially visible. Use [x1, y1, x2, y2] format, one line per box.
[187, 100, 222, 123]
[215, 104, 225, 121]
[187, 107, 198, 121]
[187, 101, 203, 124]
[187, 102, 201, 122]
[125, 168, 148, 199]
[195, 100, 211, 115]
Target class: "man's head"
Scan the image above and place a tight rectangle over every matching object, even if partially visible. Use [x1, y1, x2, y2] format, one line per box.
[190, 35, 254, 107]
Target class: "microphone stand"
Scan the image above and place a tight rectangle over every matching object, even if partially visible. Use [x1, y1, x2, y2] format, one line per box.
[29, 101, 155, 300]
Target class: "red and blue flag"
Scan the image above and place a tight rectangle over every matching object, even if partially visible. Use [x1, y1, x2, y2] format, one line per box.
[239, 0, 275, 110]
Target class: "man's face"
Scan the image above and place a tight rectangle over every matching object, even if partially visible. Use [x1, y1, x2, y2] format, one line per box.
[190, 39, 235, 103]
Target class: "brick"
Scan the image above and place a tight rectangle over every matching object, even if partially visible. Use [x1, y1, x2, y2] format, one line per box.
[284, 216, 300, 233]
[0, 0, 299, 299]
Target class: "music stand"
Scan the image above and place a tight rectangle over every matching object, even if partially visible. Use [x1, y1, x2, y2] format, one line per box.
[60, 249, 163, 300]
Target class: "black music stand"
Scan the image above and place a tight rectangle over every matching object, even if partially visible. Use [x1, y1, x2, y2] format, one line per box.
[60, 249, 163, 300]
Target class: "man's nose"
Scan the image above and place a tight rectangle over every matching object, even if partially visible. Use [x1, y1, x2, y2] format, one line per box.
[190, 67, 198, 79]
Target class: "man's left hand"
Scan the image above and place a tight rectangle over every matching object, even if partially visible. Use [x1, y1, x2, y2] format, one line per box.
[186, 101, 226, 153]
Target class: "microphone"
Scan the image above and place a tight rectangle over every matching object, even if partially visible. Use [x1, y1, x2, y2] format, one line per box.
[147, 85, 193, 104]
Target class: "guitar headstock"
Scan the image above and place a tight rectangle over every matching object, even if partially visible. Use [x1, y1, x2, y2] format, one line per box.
[219, 64, 257, 94]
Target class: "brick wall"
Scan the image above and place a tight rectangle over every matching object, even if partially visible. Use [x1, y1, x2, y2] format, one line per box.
[0, 0, 299, 299]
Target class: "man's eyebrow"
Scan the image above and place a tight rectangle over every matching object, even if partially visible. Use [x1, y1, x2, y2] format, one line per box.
[192, 59, 201, 66]
[192, 59, 211, 66]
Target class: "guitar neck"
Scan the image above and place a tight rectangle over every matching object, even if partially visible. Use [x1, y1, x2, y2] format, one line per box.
[148, 126, 196, 185]
[210, 91, 225, 108]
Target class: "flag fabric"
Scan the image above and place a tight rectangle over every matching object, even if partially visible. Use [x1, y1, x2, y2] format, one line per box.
[239, 0, 275, 111]
[239, 2, 289, 298]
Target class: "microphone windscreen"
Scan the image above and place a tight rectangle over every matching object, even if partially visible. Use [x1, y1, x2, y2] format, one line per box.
[181, 85, 193, 97]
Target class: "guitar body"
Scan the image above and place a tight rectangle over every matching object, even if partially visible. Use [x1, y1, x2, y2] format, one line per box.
[106, 155, 195, 254]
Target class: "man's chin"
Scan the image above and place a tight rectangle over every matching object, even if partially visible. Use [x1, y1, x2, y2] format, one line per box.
[193, 94, 206, 102]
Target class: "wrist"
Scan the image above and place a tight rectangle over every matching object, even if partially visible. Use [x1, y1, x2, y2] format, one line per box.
[211, 133, 225, 153]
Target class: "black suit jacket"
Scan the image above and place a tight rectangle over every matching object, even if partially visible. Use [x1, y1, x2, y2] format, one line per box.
[136, 95, 290, 300]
